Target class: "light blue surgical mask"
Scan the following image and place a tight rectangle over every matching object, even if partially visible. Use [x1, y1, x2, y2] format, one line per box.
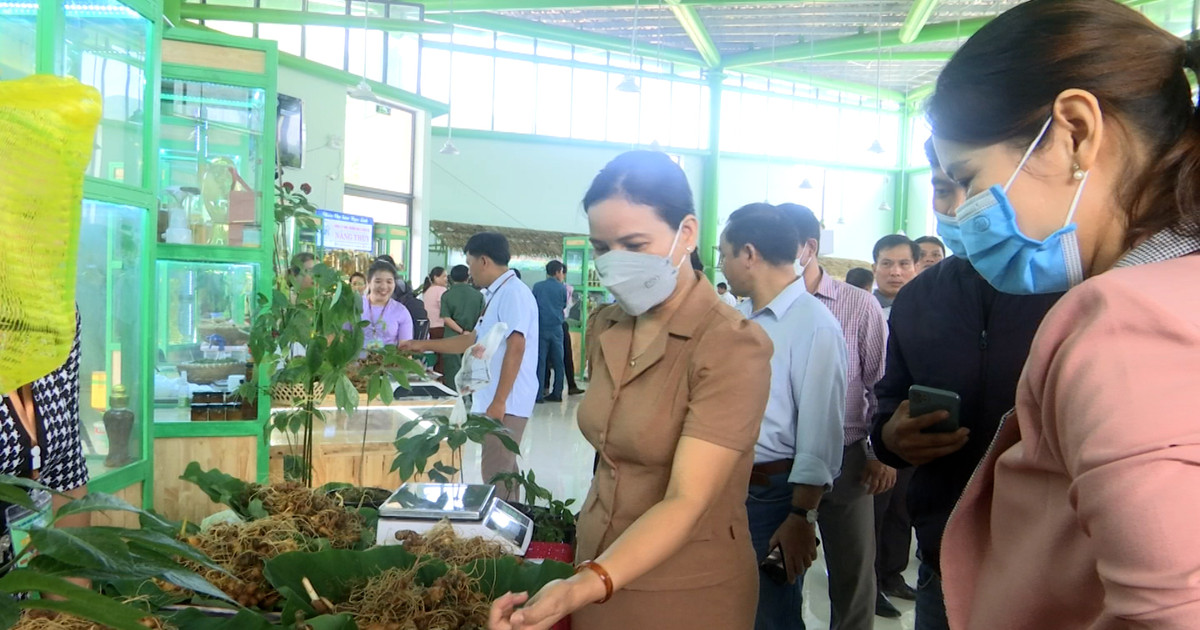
[934, 211, 966, 258]
[955, 117, 1088, 295]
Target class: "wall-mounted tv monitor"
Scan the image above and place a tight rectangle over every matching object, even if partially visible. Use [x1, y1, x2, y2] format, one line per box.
[277, 93, 304, 169]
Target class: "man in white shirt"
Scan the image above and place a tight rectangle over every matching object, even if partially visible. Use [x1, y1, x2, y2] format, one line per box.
[403, 233, 539, 499]
[722, 203, 848, 630]
[717, 281, 739, 307]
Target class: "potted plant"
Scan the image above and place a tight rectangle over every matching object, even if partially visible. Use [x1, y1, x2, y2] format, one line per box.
[390, 413, 521, 484]
[239, 177, 426, 488]
[490, 469, 577, 564]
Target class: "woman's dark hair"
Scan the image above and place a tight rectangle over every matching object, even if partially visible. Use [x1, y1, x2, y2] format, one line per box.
[928, 0, 1200, 246]
[449, 264, 470, 283]
[420, 266, 446, 293]
[584, 150, 704, 270]
[367, 260, 398, 283]
[349, 272, 365, 283]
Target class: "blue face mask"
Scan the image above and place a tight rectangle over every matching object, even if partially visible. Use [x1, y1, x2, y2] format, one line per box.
[955, 117, 1088, 295]
[934, 212, 966, 258]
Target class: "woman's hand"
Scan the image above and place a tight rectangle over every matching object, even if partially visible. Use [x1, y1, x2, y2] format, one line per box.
[881, 400, 970, 466]
[488, 573, 605, 630]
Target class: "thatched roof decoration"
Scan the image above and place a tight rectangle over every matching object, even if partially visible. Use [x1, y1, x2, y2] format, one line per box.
[429, 221, 582, 259]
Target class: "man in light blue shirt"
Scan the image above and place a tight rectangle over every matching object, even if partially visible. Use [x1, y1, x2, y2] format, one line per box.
[721, 204, 848, 630]
[403, 233, 538, 500]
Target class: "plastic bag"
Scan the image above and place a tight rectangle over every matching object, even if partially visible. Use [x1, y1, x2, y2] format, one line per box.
[449, 323, 509, 424]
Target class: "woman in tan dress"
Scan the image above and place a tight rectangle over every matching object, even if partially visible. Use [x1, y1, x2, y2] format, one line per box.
[489, 152, 773, 630]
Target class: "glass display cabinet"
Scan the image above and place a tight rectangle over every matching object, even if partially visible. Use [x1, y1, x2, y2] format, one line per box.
[562, 237, 610, 381]
[268, 392, 457, 490]
[76, 201, 149, 480]
[150, 26, 278, 524]
[158, 79, 267, 248]
[153, 260, 258, 423]
[0, 3, 37, 80]
[293, 220, 410, 278]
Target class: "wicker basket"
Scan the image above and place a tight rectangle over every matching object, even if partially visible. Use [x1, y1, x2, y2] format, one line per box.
[269, 381, 326, 407]
[197, 322, 251, 347]
[179, 361, 246, 385]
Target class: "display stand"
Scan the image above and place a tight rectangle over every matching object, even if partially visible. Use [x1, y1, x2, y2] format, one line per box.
[149, 26, 279, 523]
[562, 237, 609, 382]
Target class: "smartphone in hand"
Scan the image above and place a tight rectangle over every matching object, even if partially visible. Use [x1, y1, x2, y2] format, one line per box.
[909, 385, 961, 434]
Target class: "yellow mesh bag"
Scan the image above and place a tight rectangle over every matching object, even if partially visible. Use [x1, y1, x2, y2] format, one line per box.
[0, 76, 101, 391]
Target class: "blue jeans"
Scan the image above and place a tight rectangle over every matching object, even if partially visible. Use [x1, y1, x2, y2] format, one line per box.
[915, 561, 948, 630]
[747, 471, 806, 630]
[536, 327, 564, 400]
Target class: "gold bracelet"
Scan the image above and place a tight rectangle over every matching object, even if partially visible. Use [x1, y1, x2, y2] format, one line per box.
[575, 560, 614, 604]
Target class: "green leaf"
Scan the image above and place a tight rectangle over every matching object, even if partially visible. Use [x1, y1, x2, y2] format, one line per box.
[53, 492, 143, 524]
[0, 570, 152, 630]
[495, 432, 522, 455]
[165, 607, 278, 630]
[178, 463, 254, 519]
[0, 484, 37, 511]
[334, 374, 358, 415]
[0, 593, 18, 628]
[28, 527, 133, 573]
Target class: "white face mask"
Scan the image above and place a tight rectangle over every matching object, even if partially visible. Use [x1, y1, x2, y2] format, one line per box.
[594, 228, 687, 317]
[793, 244, 814, 277]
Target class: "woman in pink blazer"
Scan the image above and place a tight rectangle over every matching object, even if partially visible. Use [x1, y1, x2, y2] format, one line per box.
[913, 0, 1200, 627]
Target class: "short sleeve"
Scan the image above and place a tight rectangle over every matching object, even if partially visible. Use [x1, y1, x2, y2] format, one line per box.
[680, 317, 773, 452]
[497, 289, 536, 338]
[1034, 274, 1200, 624]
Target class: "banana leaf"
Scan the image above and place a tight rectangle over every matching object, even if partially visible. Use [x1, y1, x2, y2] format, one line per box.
[165, 607, 277, 630]
[263, 545, 573, 623]
[179, 463, 263, 520]
[0, 570, 157, 630]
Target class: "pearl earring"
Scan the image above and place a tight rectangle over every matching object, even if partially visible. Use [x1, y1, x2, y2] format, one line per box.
[1072, 163, 1086, 181]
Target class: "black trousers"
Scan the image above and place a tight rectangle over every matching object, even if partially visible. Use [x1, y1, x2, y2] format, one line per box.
[545, 321, 578, 391]
[874, 466, 915, 590]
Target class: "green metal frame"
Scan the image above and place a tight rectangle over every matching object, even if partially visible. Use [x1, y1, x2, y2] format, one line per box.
[178, 4, 451, 34]
[700, 71, 723, 279]
[28, 0, 165, 506]
[665, 0, 721, 67]
[899, 0, 942, 45]
[155, 24, 279, 485]
[561, 236, 607, 382]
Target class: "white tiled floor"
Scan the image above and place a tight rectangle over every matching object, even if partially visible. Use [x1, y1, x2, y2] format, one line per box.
[462, 397, 918, 630]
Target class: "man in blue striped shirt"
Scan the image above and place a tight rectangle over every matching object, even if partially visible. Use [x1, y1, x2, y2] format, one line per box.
[722, 203, 848, 630]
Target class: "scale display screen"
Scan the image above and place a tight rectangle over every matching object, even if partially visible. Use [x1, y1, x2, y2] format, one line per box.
[380, 483, 496, 520]
[484, 500, 530, 547]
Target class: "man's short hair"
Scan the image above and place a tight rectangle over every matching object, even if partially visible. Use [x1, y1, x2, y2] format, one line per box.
[717, 282, 728, 290]
[915, 236, 946, 255]
[545, 260, 565, 276]
[924, 137, 940, 169]
[289, 252, 316, 275]
[873, 234, 919, 263]
[723, 204, 801, 266]
[845, 268, 874, 290]
[776, 203, 821, 248]
[463, 232, 511, 266]
[449, 264, 470, 283]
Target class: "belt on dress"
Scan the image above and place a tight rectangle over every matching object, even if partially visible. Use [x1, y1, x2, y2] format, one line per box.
[749, 459, 793, 487]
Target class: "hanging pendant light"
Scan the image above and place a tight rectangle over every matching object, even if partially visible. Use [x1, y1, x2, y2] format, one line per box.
[868, 0, 885, 154]
[440, 0, 461, 155]
[347, 0, 376, 99]
[617, 0, 642, 93]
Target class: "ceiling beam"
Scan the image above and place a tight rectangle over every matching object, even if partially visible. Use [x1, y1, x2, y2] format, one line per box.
[740, 66, 906, 102]
[899, 0, 941, 44]
[723, 16, 992, 68]
[419, 0, 868, 11]
[178, 3, 453, 34]
[665, 0, 721, 67]
[444, 12, 707, 66]
[819, 50, 951, 62]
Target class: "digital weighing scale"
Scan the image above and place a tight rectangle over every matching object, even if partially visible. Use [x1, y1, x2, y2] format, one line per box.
[376, 482, 535, 556]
